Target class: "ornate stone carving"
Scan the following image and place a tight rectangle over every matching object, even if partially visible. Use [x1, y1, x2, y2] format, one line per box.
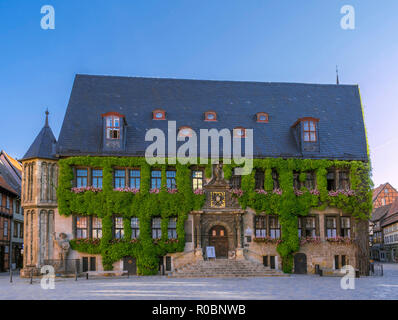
[53, 232, 70, 270]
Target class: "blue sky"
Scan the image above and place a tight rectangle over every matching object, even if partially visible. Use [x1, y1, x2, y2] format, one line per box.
[0, 0, 397, 188]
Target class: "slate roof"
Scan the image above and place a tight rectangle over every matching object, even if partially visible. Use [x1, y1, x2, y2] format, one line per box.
[371, 204, 391, 222]
[381, 198, 398, 227]
[56, 74, 368, 160]
[22, 116, 57, 161]
[0, 161, 19, 196]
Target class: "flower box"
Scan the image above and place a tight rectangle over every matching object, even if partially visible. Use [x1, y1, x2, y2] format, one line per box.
[71, 186, 103, 194]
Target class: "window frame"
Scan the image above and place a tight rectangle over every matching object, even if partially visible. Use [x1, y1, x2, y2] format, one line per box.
[166, 169, 177, 190]
[92, 217, 102, 239]
[91, 169, 103, 188]
[192, 169, 204, 191]
[113, 216, 124, 239]
[151, 170, 162, 189]
[325, 215, 338, 238]
[105, 115, 121, 140]
[204, 111, 217, 122]
[76, 168, 88, 188]
[76, 216, 88, 239]
[303, 120, 317, 143]
[167, 217, 177, 239]
[255, 169, 264, 190]
[269, 216, 281, 239]
[114, 168, 127, 188]
[340, 216, 351, 238]
[152, 217, 162, 239]
[131, 217, 140, 239]
[255, 215, 267, 238]
[129, 169, 141, 189]
[230, 168, 242, 189]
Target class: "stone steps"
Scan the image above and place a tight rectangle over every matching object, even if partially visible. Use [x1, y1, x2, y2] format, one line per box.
[171, 259, 286, 278]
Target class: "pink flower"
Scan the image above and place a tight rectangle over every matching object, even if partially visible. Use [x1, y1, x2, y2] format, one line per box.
[71, 186, 102, 194]
[230, 189, 244, 198]
[167, 188, 178, 194]
[294, 188, 304, 196]
[194, 189, 204, 195]
[150, 188, 160, 194]
[113, 187, 140, 194]
[273, 188, 283, 195]
[310, 189, 320, 196]
[255, 189, 268, 195]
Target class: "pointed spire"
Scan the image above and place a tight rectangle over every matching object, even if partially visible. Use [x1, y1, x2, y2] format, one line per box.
[336, 65, 340, 85]
[45, 108, 49, 127]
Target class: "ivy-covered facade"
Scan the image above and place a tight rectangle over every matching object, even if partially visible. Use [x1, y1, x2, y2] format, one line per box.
[20, 75, 372, 276]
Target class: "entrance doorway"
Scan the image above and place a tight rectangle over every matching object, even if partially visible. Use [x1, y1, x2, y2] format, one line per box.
[209, 226, 228, 258]
[123, 256, 137, 275]
[294, 253, 307, 274]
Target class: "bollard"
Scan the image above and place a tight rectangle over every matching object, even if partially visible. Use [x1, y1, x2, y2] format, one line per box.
[30, 270, 33, 285]
[127, 270, 129, 279]
[75, 270, 78, 281]
[9, 269, 13, 283]
[86, 272, 89, 280]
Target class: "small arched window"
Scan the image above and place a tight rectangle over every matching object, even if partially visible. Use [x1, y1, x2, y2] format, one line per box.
[233, 127, 246, 138]
[178, 126, 193, 138]
[204, 111, 217, 121]
[256, 112, 269, 123]
[153, 109, 166, 120]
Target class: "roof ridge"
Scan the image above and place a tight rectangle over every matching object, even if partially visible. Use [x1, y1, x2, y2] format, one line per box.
[75, 73, 358, 87]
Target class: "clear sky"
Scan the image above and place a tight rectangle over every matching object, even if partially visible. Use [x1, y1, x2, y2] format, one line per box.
[0, 0, 397, 188]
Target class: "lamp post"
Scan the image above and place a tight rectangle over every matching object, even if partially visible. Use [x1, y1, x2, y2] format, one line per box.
[9, 204, 13, 283]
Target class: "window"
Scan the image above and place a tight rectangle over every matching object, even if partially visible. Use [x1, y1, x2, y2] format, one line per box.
[326, 216, 337, 238]
[327, 169, 336, 191]
[255, 216, 266, 238]
[3, 220, 8, 237]
[233, 127, 246, 138]
[106, 116, 120, 139]
[293, 171, 300, 189]
[340, 217, 351, 238]
[76, 169, 88, 188]
[255, 169, 264, 189]
[76, 217, 88, 239]
[20, 223, 23, 238]
[92, 217, 102, 239]
[152, 217, 162, 239]
[6, 196, 10, 209]
[13, 221, 18, 237]
[230, 168, 241, 188]
[114, 169, 126, 188]
[272, 169, 279, 189]
[166, 170, 177, 190]
[338, 170, 350, 190]
[129, 170, 141, 189]
[15, 200, 20, 214]
[304, 172, 315, 189]
[114, 217, 124, 239]
[192, 170, 203, 190]
[299, 216, 316, 238]
[151, 170, 162, 189]
[168, 218, 177, 239]
[269, 216, 281, 239]
[178, 127, 193, 138]
[92, 169, 103, 188]
[131, 217, 140, 239]
[153, 109, 166, 120]
[204, 111, 217, 121]
[256, 112, 269, 123]
[303, 120, 317, 142]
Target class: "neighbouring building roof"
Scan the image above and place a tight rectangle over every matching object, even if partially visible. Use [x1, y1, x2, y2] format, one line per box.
[371, 204, 391, 222]
[381, 198, 398, 227]
[56, 74, 369, 160]
[0, 161, 19, 196]
[22, 111, 57, 161]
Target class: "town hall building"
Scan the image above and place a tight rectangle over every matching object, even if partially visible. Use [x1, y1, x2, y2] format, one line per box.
[20, 75, 372, 277]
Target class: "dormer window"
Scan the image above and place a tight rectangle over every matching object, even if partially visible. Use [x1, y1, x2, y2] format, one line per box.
[303, 120, 317, 142]
[233, 127, 246, 138]
[102, 112, 126, 140]
[256, 112, 269, 123]
[153, 109, 166, 120]
[178, 126, 193, 138]
[106, 116, 120, 139]
[204, 111, 217, 121]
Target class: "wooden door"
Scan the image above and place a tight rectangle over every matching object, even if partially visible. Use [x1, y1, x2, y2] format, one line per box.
[123, 256, 137, 275]
[294, 253, 307, 274]
[209, 226, 228, 258]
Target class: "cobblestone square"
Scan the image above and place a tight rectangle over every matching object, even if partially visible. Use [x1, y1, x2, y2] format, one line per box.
[1, 263, 397, 300]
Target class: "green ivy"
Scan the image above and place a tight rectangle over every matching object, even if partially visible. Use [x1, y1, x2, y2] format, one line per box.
[58, 156, 372, 275]
[57, 157, 205, 275]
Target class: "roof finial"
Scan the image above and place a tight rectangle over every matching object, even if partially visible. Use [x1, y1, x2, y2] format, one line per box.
[336, 65, 340, 85]
[45, 108, 49, 127]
